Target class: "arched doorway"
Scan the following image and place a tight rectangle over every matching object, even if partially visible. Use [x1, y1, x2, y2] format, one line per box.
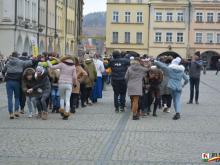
[157, 51, 181, 59]
[201, 51, 220, 69]
[24, 36, 30, 54]
[16, 35, 23, 54]
[39, 40, 45, 54]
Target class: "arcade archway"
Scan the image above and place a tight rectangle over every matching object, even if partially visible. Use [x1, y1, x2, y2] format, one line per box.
[201, 51, 220, 69]
[157, 51, 182, 59]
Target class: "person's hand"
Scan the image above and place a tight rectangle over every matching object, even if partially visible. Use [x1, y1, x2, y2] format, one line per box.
[27, 88, 33, 94]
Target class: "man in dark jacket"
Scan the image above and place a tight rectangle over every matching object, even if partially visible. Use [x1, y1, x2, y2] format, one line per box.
[216, 59, 220, 75]
[109, 50, 130, 112]
[188, 51, 203, 104]
[2, 52, 32, 119]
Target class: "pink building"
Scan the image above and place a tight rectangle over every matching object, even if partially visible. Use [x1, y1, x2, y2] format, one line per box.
[189, 0, 220, 69]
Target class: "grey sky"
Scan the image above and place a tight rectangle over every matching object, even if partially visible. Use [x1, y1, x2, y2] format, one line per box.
[83, 0, 106, 15]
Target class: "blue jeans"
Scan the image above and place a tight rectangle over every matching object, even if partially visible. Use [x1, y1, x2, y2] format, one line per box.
[26, 96, 37, 114]
[51, 86, 60, 110]
[171, 90, 182, 113]
[6, 80, 21, 113]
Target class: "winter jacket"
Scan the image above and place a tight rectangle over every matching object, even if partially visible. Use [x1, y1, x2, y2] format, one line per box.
[84, 59, 97, 88]
[159, 64, 171, 95]
[189, 60, 203, 79]
[110, 57, 130, 81]
[155, 61, 189, 92]
[32, 70, 51, 95]
[47, 57, 77, 85]
[149, 68, 163, 91]
[22, 68, 40, 97]
[3, 56, 32, 81]
[125, 63, 148, 96]
[72, 65, 88, 94]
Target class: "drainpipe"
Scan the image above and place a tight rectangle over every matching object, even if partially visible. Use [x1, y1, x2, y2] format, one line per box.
[46, 0, 48, 52]
[37, 0, 40, 47]
[54, 0, 57, 50]
[147, 2, 151, 56]
[187, 1, 191, 58]
[65, 0, 68, 55]
[14, 0, 18, 52]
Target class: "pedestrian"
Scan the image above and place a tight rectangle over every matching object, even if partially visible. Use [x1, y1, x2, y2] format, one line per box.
[125, 57, 148, 120]
[2, 52, 32, 119]
[48, 68, 60, 113]
[47, 56, 77, 120]
[92, 54, 105, 103]
[155, 57, 189, 120]
[33, 66, 51, 120]
[188, 51, 203, 104]
[148, 66, 163, 117]
[110, 50, 130, 113]
[216, 59, 220, 75]
[22, 68, 38, 118]
[83, 54, 97, 105]
[159, 56, 173, 113]
[70, 56, 88, 113]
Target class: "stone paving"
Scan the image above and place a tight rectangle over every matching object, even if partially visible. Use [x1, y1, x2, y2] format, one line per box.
[0, 71, 220, 165]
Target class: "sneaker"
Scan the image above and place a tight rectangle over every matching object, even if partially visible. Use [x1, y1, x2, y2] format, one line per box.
[163, 108, 170, 113]
[28, 113, 33, 118]
[173, 113, 180, 120]
[41, 112, 48, 120]
[20, 109, 25, 114]
[133, 115, 140, 120]
[81, 104, 87, 108]
[119, 107, 125, 112]
[187, 101, 193, 104]
[38, 112, 42, 118]
[115, 108, 119, 113]
[9, 113, 14, 120]
[14, 112, 20, 118]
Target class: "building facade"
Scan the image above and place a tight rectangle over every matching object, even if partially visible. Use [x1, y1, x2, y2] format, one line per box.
[189, 0, 220, 68]
[0, 0, 84, 56]
[149, 0, 189, 58]
[106, 0, 149, 55]
[106, 0, 220, 67]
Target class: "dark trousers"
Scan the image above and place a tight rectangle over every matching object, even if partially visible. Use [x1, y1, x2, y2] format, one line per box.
[70, 93, 79, 109]
[111, 79, 127, 109]
[162, 94, 172, 108]
[189, 77, 200, 102]
[19, 88, 26, 110]
[85, 87, 92, 103]
[36, 92, 50, 112]
[80, 84, 86, 106]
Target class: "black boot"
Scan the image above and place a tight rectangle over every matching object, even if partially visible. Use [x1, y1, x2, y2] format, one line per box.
[173, 113, 180, 120]
[119, 107, 125, 112]
[115, 108, 119, 113]
[133, 115, 140, 120]
[70, 107, 76, 114]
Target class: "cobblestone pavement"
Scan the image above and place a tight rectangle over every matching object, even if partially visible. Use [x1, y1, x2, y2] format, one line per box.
[0, 72, 220, 165]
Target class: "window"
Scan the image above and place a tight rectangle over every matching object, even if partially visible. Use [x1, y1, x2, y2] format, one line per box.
[207, 33, 213, 43]
[125, 12, 131, 23]
[18, 0, 24, 18]
[195, 33, 202, 43]
[112, 32, 118, 43]
[166, 32, 173, 42]
[137, 12, 143, 23]
[25, 0, 30, 20]
[217, 13, 220, 22]
[136, 32, 142, 44]
[177, 13, 184, 22]
[156, 12, 162, 21]
[155, 32, 162, 42]
[32, 2, 37, 21]
[207, 13, 214, 23]
[196, 12, 203, 22]
[125, 32, 130, 43]
[137, 0, 142, 3]
[217, 34, 220, 43]
[166, 13, 173, 22]
[113, 11, 119, 23]
[126, 0, 131, 3]
[177, 33, 184, 43]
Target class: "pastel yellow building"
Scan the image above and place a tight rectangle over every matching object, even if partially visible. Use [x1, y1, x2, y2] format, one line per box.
[149, 0, 189, 58]
[106, 0, 149, 55]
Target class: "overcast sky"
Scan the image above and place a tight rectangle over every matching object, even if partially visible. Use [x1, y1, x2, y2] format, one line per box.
[83, 0, 106, 15]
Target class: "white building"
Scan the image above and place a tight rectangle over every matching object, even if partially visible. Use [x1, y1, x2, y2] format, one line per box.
[0, 0, 38, 56]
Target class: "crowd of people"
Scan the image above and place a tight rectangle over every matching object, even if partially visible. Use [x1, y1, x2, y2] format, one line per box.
[1, 50, 204, 121]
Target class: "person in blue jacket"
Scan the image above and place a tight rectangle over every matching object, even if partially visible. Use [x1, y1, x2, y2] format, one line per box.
[154, 57, 189, 120]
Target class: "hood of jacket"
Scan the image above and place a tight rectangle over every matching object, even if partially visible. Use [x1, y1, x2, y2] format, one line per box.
[168, 64, 185, 73]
